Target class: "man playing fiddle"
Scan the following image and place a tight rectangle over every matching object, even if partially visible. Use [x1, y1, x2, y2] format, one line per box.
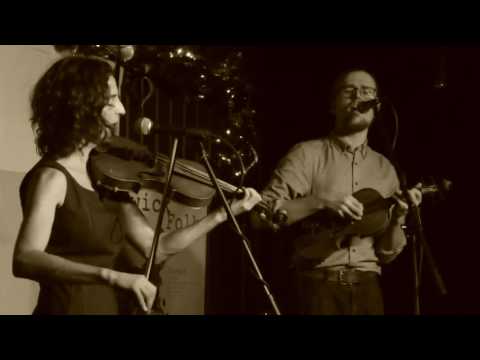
[257, 69, 422, 315]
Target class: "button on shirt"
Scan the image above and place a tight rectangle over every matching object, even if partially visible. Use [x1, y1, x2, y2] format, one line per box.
[261, 136, 406, 274]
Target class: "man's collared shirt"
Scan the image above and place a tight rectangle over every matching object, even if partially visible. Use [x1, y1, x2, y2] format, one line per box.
[261, 136, 406, 273]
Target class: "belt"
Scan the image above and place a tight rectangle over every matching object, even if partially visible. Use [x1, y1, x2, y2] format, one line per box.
[299, 268, 379, 285]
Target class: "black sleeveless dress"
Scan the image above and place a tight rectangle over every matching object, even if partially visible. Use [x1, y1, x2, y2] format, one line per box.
[20, 158, 127, 314]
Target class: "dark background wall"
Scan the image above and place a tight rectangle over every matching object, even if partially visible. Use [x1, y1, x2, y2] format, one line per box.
[212, 46, 478, 315]
[120, 45, 479, 315]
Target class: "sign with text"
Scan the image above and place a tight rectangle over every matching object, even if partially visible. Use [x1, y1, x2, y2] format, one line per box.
[134, 189, 207, 315]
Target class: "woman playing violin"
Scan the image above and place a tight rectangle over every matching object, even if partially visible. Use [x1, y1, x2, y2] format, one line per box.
[12, 56, 262, 315]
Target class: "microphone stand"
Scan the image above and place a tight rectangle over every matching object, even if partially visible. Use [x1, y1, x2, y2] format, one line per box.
[197, 140, 282, 315]
[382, 99, 446, 315]
[396, 168, 447, 315]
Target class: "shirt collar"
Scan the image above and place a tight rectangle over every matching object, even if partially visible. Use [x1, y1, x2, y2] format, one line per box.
[328, 134, 369, 158]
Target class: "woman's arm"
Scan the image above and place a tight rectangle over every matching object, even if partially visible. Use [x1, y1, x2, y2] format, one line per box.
[119, 188, 262, 265]
[13, 168, 156, 311]
[253, 191, 364, 228]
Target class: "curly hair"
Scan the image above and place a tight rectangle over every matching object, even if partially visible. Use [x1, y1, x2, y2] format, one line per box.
[30, 56, 115, 158]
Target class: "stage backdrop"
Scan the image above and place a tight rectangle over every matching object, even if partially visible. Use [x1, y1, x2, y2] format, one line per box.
[133, 189, 207, 315]
[0, 45, 60, 314]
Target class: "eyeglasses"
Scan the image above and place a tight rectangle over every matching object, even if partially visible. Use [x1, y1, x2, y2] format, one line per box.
[338, 86, 377, 99]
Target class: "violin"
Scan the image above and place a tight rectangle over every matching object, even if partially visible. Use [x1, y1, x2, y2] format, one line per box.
[293, 185, 441, 265]
[89, 136, 278, 223]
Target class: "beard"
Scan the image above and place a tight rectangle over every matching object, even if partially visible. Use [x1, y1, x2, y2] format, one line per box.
[334, 113, 372, 136]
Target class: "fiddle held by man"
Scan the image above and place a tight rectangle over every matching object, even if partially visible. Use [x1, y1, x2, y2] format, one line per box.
[12, 55, 262, 315]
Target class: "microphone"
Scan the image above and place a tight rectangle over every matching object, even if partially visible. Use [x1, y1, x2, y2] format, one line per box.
[135, 117, 213, 139]
[356, 98, 381, 113]
[119, 45, 135, 62]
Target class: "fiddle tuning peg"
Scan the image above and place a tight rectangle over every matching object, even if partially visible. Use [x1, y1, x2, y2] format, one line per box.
[273, 209, 288, 227]
[437, 178, 453, 201]
[420, 176, 453, 202]
[441, 178, 453, 192]
[258, 210, 267, 220]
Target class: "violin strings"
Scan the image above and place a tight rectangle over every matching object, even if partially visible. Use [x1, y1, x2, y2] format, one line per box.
[174, 161, 236, 191]
[155, 154, 238, 193]
[153, 155, 274, 215]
